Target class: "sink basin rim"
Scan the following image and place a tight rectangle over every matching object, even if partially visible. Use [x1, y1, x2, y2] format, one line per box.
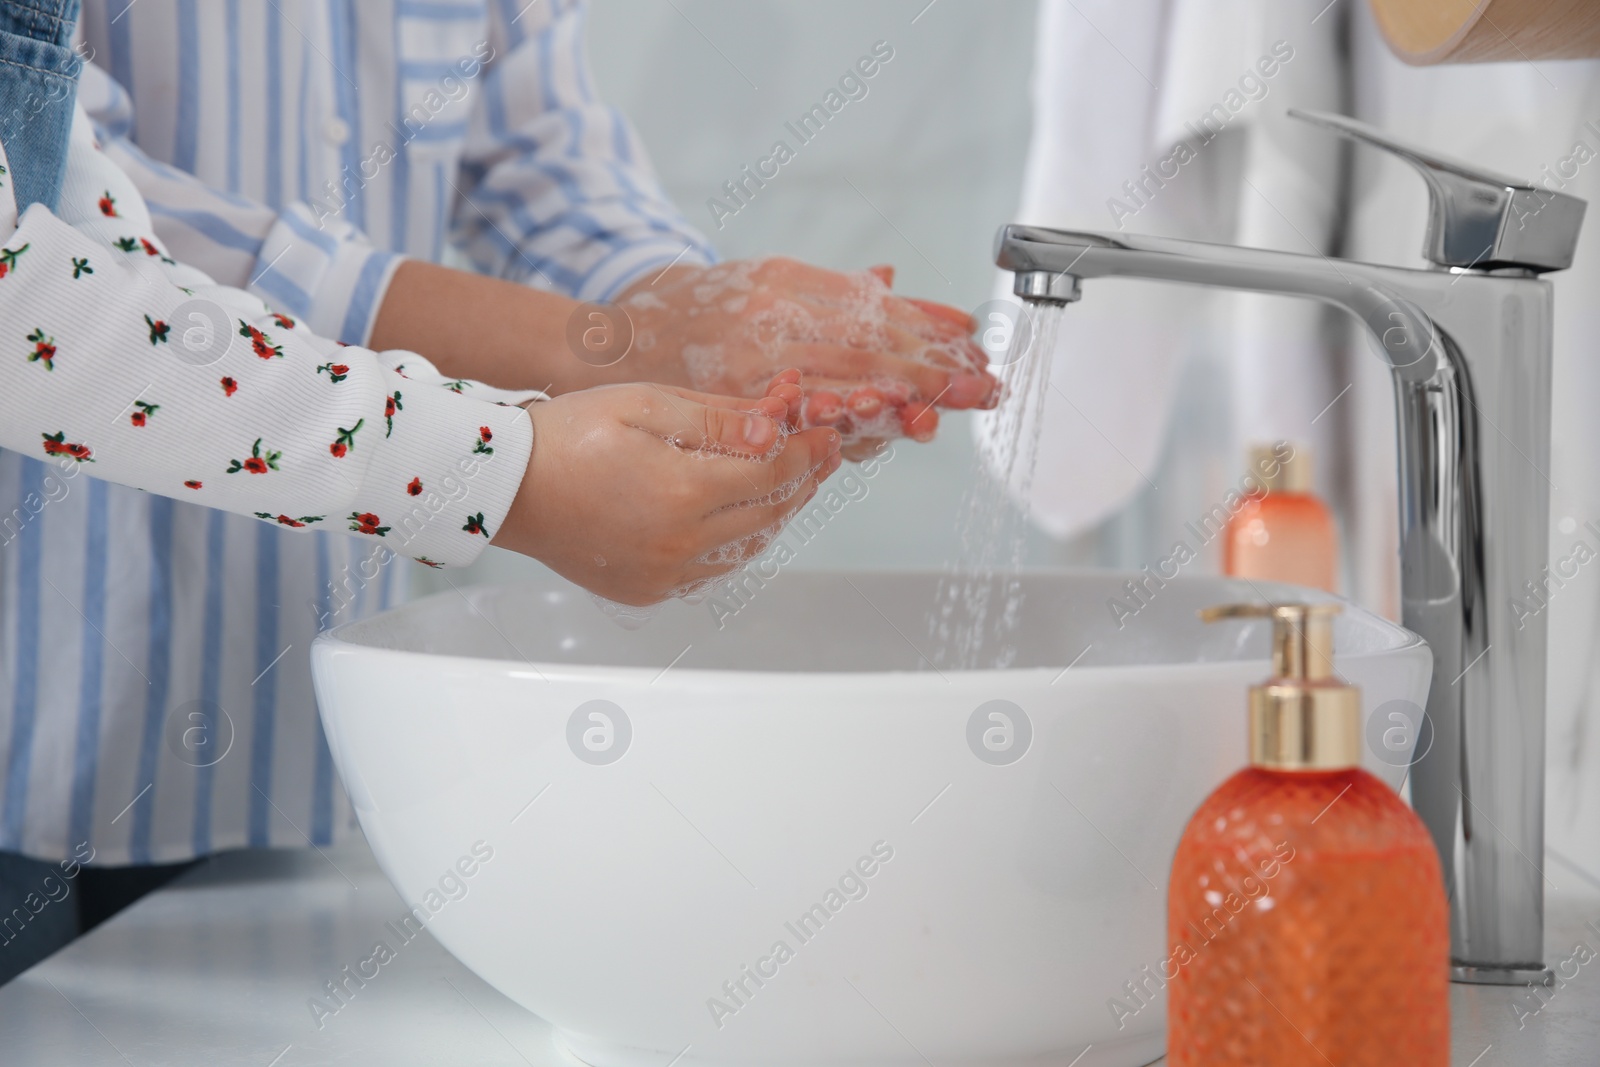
[313, 568, 1426, 684]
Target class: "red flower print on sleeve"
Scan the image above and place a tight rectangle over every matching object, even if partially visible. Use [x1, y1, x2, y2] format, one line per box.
[145, 315, 170, 345]
[384, 391, 402, 437]
[139, 237, 174, 263]
[238, 321, 283, 360]
[26, 328, 55, 370]
[41, 431, 92, 462]
[329, 418, 364, 458]
[184, 480, 203, 489]
[271, 312, 295, 329]
[0, 243, 29, 279]
[415, 557, 443, 568]
[130, 401, 158, 427]
[227, 438, 282, 474]
[221, 376, 238, 397]
[98, 192, 117, 217]
[254, 512, 324, 528]
[406, 477, 422, 496]
[317, 362, 350, 383]
[473, 425, 494, 455]
[348, 512, 390, 536]
[462, 512, 490, 538]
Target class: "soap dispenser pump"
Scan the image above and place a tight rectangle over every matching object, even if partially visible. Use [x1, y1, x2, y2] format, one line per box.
[1165, 602, 1448, 1067]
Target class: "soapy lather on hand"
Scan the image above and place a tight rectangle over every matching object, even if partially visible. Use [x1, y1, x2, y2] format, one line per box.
[616, 258, 997, 460]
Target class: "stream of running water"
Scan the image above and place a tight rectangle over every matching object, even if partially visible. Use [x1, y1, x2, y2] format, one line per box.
[929, 302, 1065, 670]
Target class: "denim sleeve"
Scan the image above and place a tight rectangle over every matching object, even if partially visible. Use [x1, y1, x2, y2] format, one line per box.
[0, 0, 82, 213]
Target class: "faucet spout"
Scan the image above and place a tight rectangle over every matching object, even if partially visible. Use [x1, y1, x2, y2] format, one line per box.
[995, 220, 1558, 985]
[996, 225, 1446, 371]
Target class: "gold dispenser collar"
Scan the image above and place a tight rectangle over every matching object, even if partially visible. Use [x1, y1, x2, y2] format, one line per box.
[1200, 601, 1361, 771]
[1250, 441, 1312, 494]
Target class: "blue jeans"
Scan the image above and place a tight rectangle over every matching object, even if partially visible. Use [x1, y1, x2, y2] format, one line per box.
[0, 0, 81, 212]
[0, 852, 77, 982]
[0, 851, 198, 984]
[0, 0, 83, 986]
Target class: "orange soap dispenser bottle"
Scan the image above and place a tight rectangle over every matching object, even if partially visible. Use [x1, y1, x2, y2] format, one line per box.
[1166, 602, 1448, 1067]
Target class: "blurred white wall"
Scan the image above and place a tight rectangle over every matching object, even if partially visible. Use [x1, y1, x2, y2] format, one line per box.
[418, 0, 1042, 597]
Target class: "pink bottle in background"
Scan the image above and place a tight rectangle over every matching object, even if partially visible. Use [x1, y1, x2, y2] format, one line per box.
[1224, 442, 1338, 593]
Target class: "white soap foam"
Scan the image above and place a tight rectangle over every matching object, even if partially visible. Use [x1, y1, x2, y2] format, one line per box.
[591, 594, 659, 631]
[681, 343, 726, 390]
[623, 290, 668, 311]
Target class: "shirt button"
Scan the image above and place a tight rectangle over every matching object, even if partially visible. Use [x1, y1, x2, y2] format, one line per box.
[323, 117, 351, 145]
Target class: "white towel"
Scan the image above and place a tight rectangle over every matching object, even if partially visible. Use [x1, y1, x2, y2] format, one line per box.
[998, 0, 1193, 541]
[993, 0, 1345, 544]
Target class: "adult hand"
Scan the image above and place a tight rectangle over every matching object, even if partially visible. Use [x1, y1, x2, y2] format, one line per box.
[616, 258, 997, 458]
[493, 371, 842, 606]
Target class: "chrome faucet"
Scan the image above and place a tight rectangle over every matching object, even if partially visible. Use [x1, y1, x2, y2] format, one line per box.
[996, 109, 1585, 986]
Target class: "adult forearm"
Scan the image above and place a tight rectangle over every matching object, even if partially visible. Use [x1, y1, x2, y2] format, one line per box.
[370, 259, 626, 395]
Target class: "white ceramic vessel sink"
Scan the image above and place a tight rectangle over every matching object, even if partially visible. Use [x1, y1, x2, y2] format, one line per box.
[310, 569, 1430, 1067]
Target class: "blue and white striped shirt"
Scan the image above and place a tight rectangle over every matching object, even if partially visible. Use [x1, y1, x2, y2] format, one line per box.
[0, 0, 714, 865]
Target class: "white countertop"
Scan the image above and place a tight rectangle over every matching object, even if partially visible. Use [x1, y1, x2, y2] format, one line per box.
[2, 838, 1598, 1066]
[0, 841, 565, 1066]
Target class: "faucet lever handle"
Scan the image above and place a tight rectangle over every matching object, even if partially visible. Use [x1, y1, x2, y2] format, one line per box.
[1288, 107, 1586, 274]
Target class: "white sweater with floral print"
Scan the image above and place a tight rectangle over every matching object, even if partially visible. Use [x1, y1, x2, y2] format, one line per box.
[0, 105, 538, 568]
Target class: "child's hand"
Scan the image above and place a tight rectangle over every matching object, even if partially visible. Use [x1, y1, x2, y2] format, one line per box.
[493, 373, 842, 606]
